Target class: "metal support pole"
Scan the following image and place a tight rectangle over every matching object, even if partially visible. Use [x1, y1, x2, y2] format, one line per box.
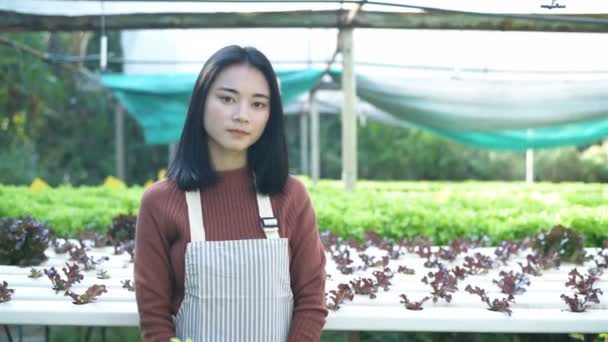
[115, 104, 126, 181]
[526, 148, 534, 184]
[168, 143, 177, 167]
[341, 28, 357, 192]
[526, 129, 534, 184]
[310, 90, 320, 184]
[300, 111, 309, 175]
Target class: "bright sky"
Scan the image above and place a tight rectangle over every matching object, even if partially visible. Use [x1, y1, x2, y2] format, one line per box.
[16, 0, 601, 77]
[122, 28, 608, 79]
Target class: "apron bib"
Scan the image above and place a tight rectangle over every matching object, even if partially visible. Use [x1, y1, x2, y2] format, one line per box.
[173, 189, 293, 342]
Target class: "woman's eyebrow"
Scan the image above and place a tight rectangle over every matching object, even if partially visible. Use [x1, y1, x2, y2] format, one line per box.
[253, 93, 270, 99]
[217, 86, 238, 94]
[217, 87, 268, 99]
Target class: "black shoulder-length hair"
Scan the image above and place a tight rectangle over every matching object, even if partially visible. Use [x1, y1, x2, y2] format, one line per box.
[167, 45, 289, 194]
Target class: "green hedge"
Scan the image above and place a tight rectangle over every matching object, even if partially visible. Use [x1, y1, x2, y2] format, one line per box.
[1, 180, 607, 246]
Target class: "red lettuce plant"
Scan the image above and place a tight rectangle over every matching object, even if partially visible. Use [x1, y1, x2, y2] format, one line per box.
[122, 280, 135, 292]
[399, 235, 433, 253]
[0, 281, 15, 303]
[518, 255, 542, 276]
[0, 216, 51, 266]
[397, 265, 415, 275]
[528, 252, 561, 270]
[65, 284, 107, 305]
[421, 265, 458, 303]
[532, 225, 586, 264]
[350, 277, 378, 299]
[358, 253, 384, 268]
[325, 283, 354, 311]
[451, 266, 468, 281]
[462, 253, 495, 275]
[28, 268, 43, 279]
[494, 240, 521, 265]
[560, 294, 593, 312]
[372, 268, 393, 291]
[52, 234, 74, 254]
[465, 285, 513, 316]
[44, 263, 84, 292]
[320, 231, 339, 252]
[107, 214, 136, 243]
[493, 270, 530, 300]
[332, 248, 355, 275]
[399, 294, 430, 310]
[564, 268, 603, 304]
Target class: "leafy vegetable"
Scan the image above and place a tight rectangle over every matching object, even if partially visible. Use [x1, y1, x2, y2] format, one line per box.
[494, 240, 521, 265]
[28, 268, 43, 279]
[44, 263, 83, 292]
[518, 255, 542, 276]
[421, 265, 458, 303]
[332, 248, 356, 275]
[96, 270, 111, 280]
[350, 277, 378, 299]
[465, 285, 513, 316]
[564, 268, 603, 304]
[532, 225, 586, 264]
[0, 281, 15, 303]
[561, 294, 593, 313]
[65, 284, 107, 305]
[2, 182, 608, 247]
[493, 271, 530, 300]
[0, 216, 51, 266]
[121, 280, 135, 292]
[397, 265, 415, 275]
[372, 268, 393, 291]
[462, 253, 495, 275]
[325, 283, 354, 311]
[399, 294, 430, 310]
[107, 214, 136, 244]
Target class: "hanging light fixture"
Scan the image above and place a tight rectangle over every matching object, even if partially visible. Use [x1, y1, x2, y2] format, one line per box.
[541, 0, 566, 10]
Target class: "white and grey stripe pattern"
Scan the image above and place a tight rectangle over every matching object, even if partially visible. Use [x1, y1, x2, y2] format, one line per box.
[174, 190, 293, 342]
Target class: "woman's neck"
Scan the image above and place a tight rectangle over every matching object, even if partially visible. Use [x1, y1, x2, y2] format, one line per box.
[209, 150, 247, 171]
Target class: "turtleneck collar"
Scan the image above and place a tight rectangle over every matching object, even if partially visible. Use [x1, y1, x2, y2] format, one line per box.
[212, 165, 255, 191]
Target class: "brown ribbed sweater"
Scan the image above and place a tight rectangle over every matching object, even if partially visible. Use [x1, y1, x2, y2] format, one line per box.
[134, 167, 328, 342]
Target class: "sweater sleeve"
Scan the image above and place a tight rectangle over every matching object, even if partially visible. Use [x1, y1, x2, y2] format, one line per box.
[286, 182, 328, 342]
[134, 185, 176, 342]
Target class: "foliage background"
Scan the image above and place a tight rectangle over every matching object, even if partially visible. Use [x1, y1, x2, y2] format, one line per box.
[1, 32, 607, 187]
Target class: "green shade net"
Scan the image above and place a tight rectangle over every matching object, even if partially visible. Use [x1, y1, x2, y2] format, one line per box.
[329, 70, 608, 150]
[103, 68, 608, 150]
[101, 69, 324, 144]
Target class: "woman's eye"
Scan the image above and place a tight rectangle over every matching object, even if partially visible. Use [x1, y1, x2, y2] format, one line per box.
[253, 102, 267, 109]
[219, 95, 234, 103]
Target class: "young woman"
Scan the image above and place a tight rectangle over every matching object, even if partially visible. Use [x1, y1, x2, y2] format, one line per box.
[134, 45, 328, 342]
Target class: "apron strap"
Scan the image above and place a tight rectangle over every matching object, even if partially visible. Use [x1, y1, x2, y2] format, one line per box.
[184, 189, 279, 241]
[256, 193, 280, 239]
[185, 190, 206, 242]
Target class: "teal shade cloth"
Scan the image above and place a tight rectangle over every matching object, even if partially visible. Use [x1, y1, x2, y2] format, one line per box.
[102, 68, 608, 149]
[101, 69, 324, 144]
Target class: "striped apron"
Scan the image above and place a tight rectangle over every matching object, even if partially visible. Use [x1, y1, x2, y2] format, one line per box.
[172, 189, 293, 342]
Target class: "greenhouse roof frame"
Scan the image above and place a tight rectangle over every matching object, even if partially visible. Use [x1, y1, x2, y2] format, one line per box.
[3, 0, 608, 190]
[3, 0, 608, 32]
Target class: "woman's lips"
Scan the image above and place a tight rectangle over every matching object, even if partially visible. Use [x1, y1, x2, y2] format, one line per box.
[227, 129, 249, 137]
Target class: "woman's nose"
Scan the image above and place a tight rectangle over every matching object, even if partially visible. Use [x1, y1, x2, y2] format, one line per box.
[232, 103, 250, 123]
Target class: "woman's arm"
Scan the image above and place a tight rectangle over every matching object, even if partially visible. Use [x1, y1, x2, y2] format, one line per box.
[134, 186, 176, 342]
[286, 182, 328, 342]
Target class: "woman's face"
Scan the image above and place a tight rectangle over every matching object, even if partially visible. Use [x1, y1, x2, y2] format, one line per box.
[203, 63, 271, 163]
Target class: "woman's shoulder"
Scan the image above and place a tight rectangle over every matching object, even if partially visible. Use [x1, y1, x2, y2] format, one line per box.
[282, 175, 309, 198]
[140, 178, 182, 208]
[272, 175, 311, 210]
